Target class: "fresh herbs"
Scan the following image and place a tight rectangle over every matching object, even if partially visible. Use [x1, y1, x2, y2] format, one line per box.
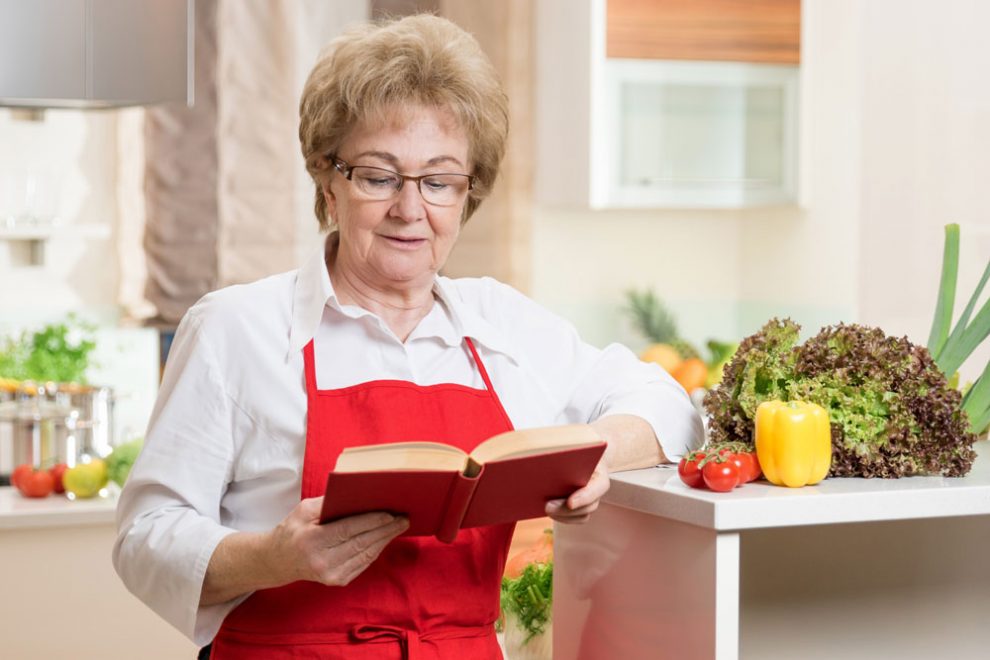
[0, 316, 97, 384]
[499, 561, 553, 643]
[926, 224, 990, 435]
[704, 318, 977, 478]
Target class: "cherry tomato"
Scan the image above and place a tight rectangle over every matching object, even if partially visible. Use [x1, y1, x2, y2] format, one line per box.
[11, 464, 33, 490]
[15, 468, 55, 498]
[702, 459, 739, 492]
[735, 451, 762, 483]
[49, 463, 69, 494]
[722, 451, 758, 484]
[677, 451, 707, 489]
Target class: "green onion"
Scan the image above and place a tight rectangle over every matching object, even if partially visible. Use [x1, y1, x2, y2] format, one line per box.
[928, 223, 990, 434]
[936, 278, 990, 376]
[927, 224, 960, 358]
[962, 359, 990, 434]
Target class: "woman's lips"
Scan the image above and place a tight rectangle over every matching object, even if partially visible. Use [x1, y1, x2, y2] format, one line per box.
[382, 235, 427, 249]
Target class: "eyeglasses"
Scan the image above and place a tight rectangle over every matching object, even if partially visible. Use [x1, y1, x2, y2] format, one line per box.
[329, 155, 474, 207]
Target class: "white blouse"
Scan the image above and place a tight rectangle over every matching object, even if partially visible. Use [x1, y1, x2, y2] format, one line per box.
[112, 239, 705, 646]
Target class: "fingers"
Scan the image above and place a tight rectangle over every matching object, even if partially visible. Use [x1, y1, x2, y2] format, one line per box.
[332, 517, 409, 583]
[545, 470, 610, 524]
[313, 515, 409, 586]
[568, 470, 609, 508]
[320, 511, 404, 547]
[545, 498, 598, 524]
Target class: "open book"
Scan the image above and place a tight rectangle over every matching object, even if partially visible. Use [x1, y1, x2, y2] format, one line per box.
[319, 425, 606, 543]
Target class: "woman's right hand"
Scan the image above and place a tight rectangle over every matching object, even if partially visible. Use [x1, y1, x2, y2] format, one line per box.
[200, 497, 409, 606]
[265, 496, 410, 587]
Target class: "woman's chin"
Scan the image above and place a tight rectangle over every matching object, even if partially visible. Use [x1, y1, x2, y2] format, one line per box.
[372, 259, 437, 287]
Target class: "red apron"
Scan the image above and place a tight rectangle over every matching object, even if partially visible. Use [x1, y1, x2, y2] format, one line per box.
[211, 336, 515, 659]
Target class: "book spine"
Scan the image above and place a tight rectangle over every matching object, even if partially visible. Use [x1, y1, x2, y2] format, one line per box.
[436, 469, 482, 543]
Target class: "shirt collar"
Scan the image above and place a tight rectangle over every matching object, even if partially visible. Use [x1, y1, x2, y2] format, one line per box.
[431, 278, 521, 364]
[287, 236, 335, 357]
[287, 234, 521, 365]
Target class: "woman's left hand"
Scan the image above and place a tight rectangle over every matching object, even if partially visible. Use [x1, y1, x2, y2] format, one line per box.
[544, 460, 610, 524]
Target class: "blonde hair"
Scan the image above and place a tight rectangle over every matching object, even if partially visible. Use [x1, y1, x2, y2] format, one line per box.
[299, 14, 509, 230]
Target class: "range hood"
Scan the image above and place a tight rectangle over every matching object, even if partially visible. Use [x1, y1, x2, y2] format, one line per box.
[0, 0, 193, 109]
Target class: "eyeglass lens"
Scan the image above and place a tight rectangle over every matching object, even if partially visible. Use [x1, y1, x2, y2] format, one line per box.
[348, 166, 470, 206]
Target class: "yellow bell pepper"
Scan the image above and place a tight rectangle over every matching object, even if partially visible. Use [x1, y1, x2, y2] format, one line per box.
[754, 400, 832, 488]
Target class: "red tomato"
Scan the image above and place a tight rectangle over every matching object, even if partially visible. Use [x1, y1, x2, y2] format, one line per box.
[702, 459, 739, 492]
[49, 463, 69, 494]
[722, 451, 758, 484]
[16, 468, 55, 498]
[735, 452, 762, 483]
[11, 464, 33, 490]
[677, 451, 707, 489]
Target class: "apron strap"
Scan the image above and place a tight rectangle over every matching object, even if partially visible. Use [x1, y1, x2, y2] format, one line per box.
[351, 623, 495, 660]
[302, 339, 318, 395]
[464, 337, 514, 430]
[351, 624, 422, 660]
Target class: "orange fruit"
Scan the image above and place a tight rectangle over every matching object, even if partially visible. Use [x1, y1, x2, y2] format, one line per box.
[640, 343, 683, 372]
[671, 357, 708, 393]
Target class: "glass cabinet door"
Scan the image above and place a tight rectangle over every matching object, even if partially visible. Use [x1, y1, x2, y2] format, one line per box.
[602, 60, 798, 208]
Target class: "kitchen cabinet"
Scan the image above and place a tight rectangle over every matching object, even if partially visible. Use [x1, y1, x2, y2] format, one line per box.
[0, 487, 198, 658]
[535, 0, 800, 209]
[553, 441, 990, 659]
[0, 0, 192, 108]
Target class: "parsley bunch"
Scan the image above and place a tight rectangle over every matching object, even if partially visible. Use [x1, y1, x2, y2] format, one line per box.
[0, 316, 97, 384]
[499, 561, 553, 643]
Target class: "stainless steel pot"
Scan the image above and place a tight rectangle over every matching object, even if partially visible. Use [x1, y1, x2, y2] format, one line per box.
[56, 384, 114, 459]
[0, 398, 79, 485]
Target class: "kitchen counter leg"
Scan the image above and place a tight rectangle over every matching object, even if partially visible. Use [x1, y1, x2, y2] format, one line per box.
[553, 502, 740, 660]
[714, 531, 740, 660]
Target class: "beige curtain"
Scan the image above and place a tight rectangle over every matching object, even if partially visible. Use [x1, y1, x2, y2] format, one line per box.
[142, 0, 221, 323]
[438, 1, 534, 293]
[139, 0, 342, 324]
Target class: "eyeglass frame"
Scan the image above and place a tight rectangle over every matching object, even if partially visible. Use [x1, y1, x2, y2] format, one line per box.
[327, 154, 475, 206]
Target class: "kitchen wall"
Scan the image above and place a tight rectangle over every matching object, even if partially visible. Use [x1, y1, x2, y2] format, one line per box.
[532, 0, 990, 384]
[530, 206, 742, 350]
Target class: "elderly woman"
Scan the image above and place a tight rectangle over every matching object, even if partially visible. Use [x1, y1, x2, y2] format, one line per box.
[113, 14, 703, 660]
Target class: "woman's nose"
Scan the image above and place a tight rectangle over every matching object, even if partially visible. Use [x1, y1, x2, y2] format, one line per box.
[388, 180, 426, 222]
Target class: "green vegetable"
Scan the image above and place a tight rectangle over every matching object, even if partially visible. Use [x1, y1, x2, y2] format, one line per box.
[0, 315, 97, 383]
[706, 339, 739, 366]
[704, 339, 741, 388]
[927, 223, 960, 358]
[704, 318, 977, 478]
[105, 438, 144, 487]
[926, 224, 990, 434]
[499, 561, 553, 642]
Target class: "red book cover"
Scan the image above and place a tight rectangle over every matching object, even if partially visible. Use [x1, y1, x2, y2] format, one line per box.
[319, 439, 605, 543]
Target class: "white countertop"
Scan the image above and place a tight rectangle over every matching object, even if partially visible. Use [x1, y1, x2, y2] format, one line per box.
[6, 442, 989, 533]
[0, 485, 119, 530]
[607, 440, 990, 531]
